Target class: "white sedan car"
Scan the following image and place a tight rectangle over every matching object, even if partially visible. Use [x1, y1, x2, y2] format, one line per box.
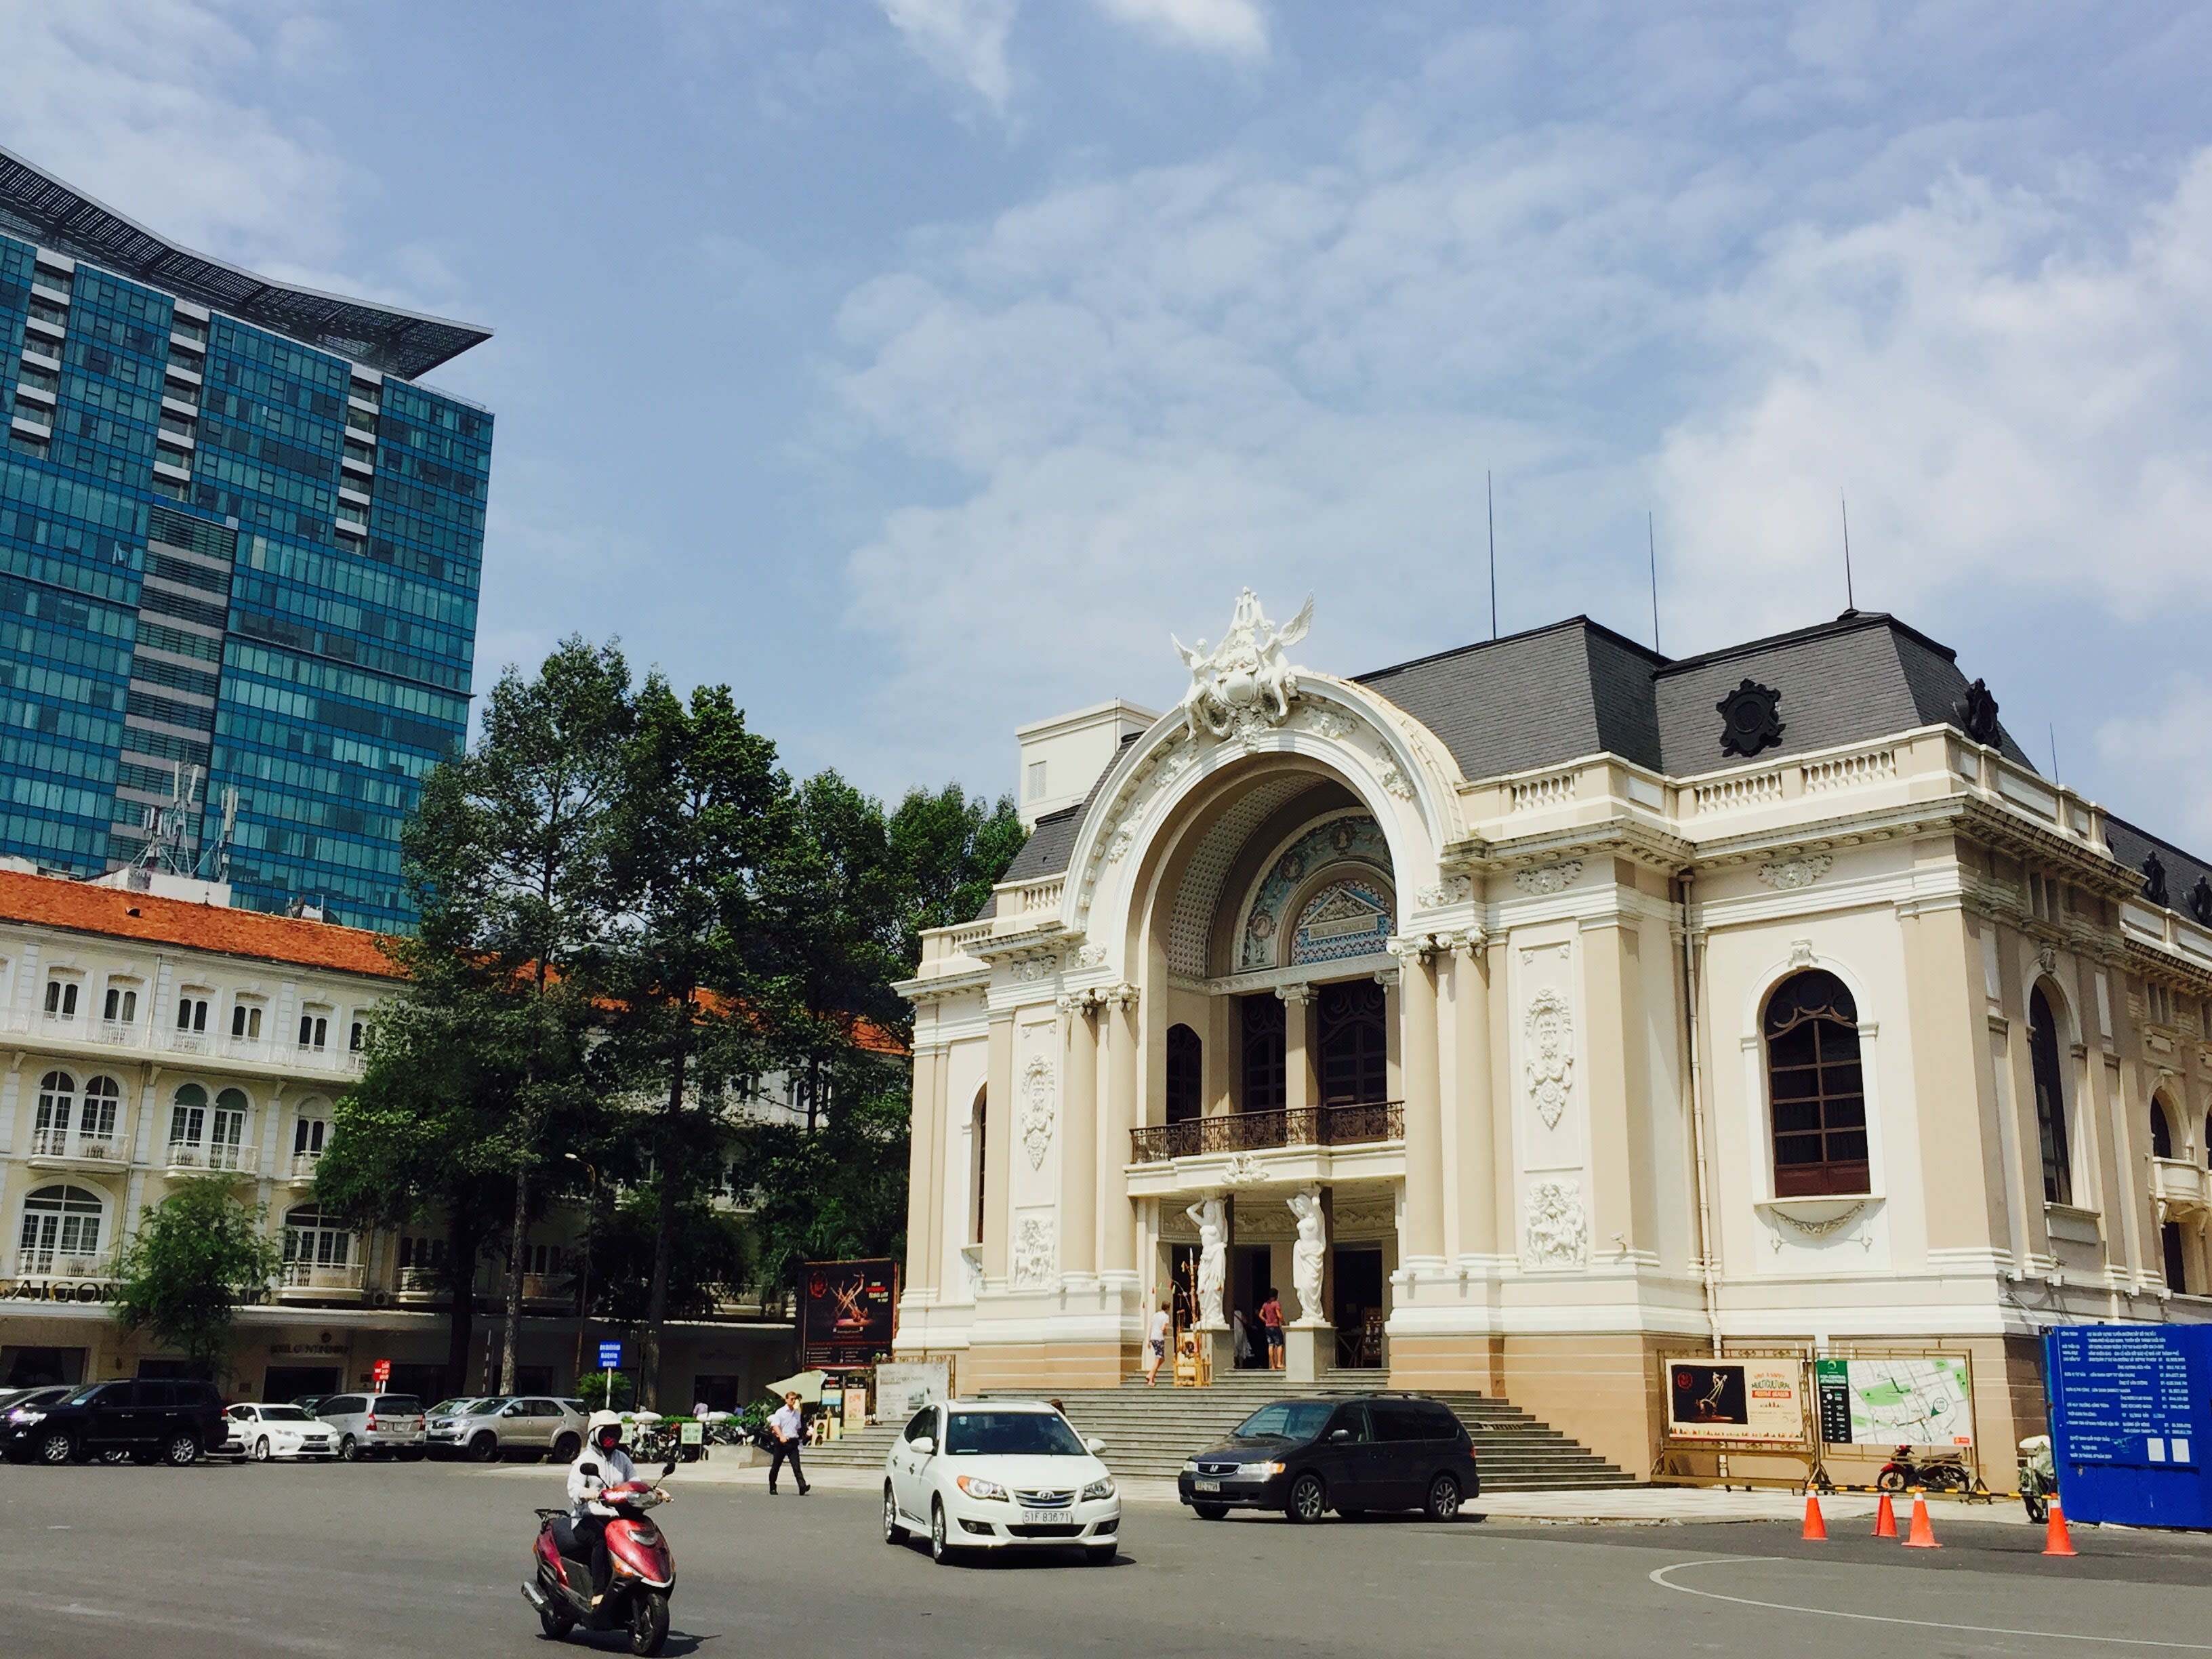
[223, 1403, 337, 1462]
[883, 1399, 1120, 1565]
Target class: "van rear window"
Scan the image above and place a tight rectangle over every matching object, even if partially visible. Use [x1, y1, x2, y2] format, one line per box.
[374, 1395, 423, 1414]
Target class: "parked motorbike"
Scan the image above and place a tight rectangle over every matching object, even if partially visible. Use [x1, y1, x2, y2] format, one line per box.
[522, 1458, 678, 1656]
[2018, 1434, 2056, 1524]
[1876, 1443, 1981, 1496]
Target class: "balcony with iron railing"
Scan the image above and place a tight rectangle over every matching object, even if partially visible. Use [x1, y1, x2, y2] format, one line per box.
[1130, 1100, 1404, 1164]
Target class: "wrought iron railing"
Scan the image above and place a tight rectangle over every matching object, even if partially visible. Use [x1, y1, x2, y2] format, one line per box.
[1130, 1100, 1404, 1164]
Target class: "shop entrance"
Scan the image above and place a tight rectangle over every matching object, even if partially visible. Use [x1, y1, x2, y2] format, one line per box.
[1332, 1247, 1385, 1368]
[264, 1365, 342, 1401]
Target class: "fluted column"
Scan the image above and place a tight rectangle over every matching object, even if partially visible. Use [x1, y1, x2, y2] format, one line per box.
[1099, 985, 1141, 1281]
[981, 1012, 1014, 1281]
[1393, 937, 1446, 1268]
[1060, 994, 1100, 1280]
[1277, 983, 1315, 1120]
[903, 1044, 943, 1292]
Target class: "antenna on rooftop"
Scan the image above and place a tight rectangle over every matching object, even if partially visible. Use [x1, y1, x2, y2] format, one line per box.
[1840, 491, 1856, 611]
[1487, 470, 1497, 640]
[2048, 723, 2060, 783]
[1647, 511, 1661, 654]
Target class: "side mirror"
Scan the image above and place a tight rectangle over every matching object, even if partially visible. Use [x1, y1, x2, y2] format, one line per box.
[1328, 1427, 1352, 1443]
[502, 1404, 525, 1416]
[662, 1459, 677, 1477]
[1084, 1437, 1107, 1455]
[912, 1435, 935, 1456]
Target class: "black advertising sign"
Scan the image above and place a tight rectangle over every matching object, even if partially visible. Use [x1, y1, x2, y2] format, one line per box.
[800, 1259, 899, 1366]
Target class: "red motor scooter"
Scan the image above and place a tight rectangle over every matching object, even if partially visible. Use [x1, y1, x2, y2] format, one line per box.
[523, 1458, 678, 1655]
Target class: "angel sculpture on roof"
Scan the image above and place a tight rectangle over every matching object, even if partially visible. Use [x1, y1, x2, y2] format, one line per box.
[1172, 589, 1314, 743]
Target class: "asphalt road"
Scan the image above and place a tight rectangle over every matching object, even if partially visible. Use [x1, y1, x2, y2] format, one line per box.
[6, 1458, 2212, 1658]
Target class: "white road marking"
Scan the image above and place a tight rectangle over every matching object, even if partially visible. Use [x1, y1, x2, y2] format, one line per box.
[1649, 1557, 2212, 1651]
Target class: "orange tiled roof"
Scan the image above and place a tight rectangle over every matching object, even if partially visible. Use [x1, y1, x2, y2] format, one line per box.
[0, 869, 404, 979]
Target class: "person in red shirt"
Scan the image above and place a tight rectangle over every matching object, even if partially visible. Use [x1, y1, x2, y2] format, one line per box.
[1258, 1288, 1286, 1372]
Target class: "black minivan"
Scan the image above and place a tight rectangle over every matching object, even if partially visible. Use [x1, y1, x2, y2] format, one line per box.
[1, 1378, 225, 1466]
[1178, 1394, 1477, 1523]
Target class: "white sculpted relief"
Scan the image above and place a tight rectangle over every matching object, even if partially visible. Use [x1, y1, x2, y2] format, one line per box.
[1020, 1056, 1054, 1169]
[1524, 987, 1574, 1131]
[1172, 589, 1313, 743]
[1523, 1179, 1587, 1269]
[1514, 860, 1583, 896]
[1757, 853, 1833, 890]
[1221, 1152, 1266, 1185]
[1287, 1188, 1327, 1324]
[1185, 1197, 1228, 1326]
[1416, 875, 1473, 907]
[1012, 1216, 1057, 1288]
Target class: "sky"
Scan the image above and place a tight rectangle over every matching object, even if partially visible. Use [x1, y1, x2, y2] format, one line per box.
[5, 1, 2212, 842]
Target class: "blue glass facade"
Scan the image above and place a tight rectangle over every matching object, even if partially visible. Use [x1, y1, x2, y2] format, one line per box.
[0, 223, 491, 933]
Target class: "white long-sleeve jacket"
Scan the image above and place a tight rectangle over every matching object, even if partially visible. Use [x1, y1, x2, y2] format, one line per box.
[567, 1440, 639, 1517]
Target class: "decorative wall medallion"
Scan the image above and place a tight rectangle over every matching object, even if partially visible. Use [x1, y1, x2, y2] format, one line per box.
[1416, 874, 1473, 907]
[1758, 853, 1833, 890]
[1515, 861, 1583, 897]
[1954, 678, 2001, 746]
[2036, 942, 2058, 975]
[1172, 588, 1313, 743]
[1523, 987, 1575, 1130]
[1222, 1152, 1265, 1185]
[1011, 1216, 1056, 1288]
[1715, 678, 1786, 758]
[1299, 705, 1355, 740]
[1105, 827, 1136, 865]
[1378, 760, 1415, 800]
[1020, 1057, 1054, 1168]
[1523, 1179, 1587, 1268]
[1010, 955, 1059, 982]
[1071, 944, 1107, 969]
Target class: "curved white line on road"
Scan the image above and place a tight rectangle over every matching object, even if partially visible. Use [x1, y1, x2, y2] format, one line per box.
[1649, 1557, 2212, 1652]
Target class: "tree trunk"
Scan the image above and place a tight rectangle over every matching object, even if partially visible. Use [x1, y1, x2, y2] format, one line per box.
[443, 1201, 481, 1400]
[640, 1050, 687, 1410]
[501, 1153, 529, 1394]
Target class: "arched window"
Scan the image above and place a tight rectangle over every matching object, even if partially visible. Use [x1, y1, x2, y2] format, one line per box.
[2028, 986, 2073, 1206]
[1166, 1025, 1203, 1125]
[2204, 1111, 2211, 1172]
[968, 1091, 988, 1246]
[283, 1205, 352, 1272]
[32, 1070, 76, 1154]
[169, 1082, 207, 1151]
[210, 1087, 249, 1169]
[79, 1076, 121, 1145]
[2151, 1097, 2176, 1160]
[18, 1183, 102, 1272]
[1764, 970, 1868, 1197]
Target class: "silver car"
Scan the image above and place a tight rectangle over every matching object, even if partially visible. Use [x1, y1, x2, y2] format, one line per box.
[316, 1391, 428, 1461]
[427, 1395, 586, 1462]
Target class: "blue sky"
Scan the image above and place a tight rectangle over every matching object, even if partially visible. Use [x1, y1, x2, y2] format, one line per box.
[7, 2, 2212, 842]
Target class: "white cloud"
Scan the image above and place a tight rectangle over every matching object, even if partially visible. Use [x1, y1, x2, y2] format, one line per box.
[1092, 0, 1267, 56]
[878, 0, 1020, 110]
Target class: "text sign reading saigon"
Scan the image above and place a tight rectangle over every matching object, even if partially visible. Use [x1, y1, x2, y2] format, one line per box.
[1664, 1357, 1808, 1447]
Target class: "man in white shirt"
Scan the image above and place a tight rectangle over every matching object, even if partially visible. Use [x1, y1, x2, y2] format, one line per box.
[768, 1390, 810, 1495]
[567, 1412, 640, 1603]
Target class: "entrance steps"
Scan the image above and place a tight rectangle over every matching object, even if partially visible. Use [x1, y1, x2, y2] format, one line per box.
[808, 1366, 1635, 1490]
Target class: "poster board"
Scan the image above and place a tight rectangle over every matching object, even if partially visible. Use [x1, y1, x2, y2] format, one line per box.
[874, 1361, 949, 1421]
[1660, 1352, 1811, 1450]
[799, 1259, 899, 1367]
[1814, 1354, 1974, 1448]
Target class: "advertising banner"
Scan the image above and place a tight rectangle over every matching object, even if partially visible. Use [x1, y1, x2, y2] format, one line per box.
[1814, 1355, 1974, 1447]
[800, 1259, 899, 1367]
[874, 1361, 950, 1421]
[1664, 1356, 1808, 1447]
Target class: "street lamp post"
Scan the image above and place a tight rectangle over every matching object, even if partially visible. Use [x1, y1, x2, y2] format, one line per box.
[564, 1153, 598, 1393]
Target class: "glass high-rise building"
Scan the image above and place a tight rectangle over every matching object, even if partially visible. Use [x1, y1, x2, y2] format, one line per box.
[0, 146, 493, 931]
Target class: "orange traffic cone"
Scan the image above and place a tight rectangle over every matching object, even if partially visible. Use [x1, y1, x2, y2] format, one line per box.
[1801, 1492, 1828, 1540]
[1901, 1492, 1942, 1549]
[2043, 1499, 2077, 1557]
[1872, 1492, 1898, 1538]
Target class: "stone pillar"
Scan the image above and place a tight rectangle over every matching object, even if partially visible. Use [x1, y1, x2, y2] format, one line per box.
[1449, 935, 1494, 1263]
[1278, 983, 1315, 1121]
[903, 1044, 943, 1293]
[1393, 938, 1446, 1268]
[1099, 986, 1141, 1282]
[1061, 994, 1100, 1281]
[981, 1013, 1014, 1281]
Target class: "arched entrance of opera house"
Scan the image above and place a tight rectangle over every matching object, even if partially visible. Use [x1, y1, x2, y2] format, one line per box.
[1126, 759, 1410, 1380]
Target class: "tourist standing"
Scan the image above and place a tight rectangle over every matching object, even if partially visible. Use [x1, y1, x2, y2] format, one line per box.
[767, 1390, 811, 1495]
[1144, 1298, 1172, 1385]
[1260, 1288, 1286, 1371]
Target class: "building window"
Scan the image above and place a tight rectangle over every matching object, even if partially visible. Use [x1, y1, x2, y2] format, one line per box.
[2028, 985, 2073, 1206]
[102, 984, 138, 1024]
[348, 1020, 365, 1052]
[298, 1012, 329, 1050]
[1027, 760, 1046, 802]
[210, 1088, 248, 1168]
[1764, 970, 1869, 1197]
[969, 1091, 988, 1246]
[1240, 993, 1287, 1112]
[2152, 1097, 2176, 1160]
[1317, 980, 1389, 1105]
[283, 1206, 352, 1271]
[230, 1002, 264, 1040]
[293, 1116, 328, 1162]
[177, 994, 209, 1032]
[18, 1184, 102, 1273]
[32, 1070, 76, 1154]
[43, 978, 79, 1019]
[79, 1076, 121, 1145]
[169, 1082, 207, 1149]
[1166, 1025, 1203, 1125]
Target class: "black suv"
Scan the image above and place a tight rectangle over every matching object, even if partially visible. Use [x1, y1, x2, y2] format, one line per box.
[1, 1378, 225, 1467]
[1178, 1394, 1477, 1523]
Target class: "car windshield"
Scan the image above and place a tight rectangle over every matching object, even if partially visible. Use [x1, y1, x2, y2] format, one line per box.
[1229, 1401, 1336, 1443]
[427, 1399, 474, 1416]
[258, 1406, 310, 1422]
[466, 1397, 508, 1415]
[943, 1411, 1088, 1457]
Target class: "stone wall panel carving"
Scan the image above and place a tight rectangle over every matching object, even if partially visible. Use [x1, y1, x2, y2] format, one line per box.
[1012, 1215, 1057, 1287]
[1523, 1179, 1587, 1269]
[1020, 1056, 1054, 1169]
[1524, 987, 1575, 1131]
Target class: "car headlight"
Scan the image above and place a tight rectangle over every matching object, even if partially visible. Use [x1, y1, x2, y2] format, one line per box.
[1082, 1477, 1115, 1501]
[956, 1475, 1009, 1501]
[1256, 1460, 1286, 1477]
[1180, 1460, 1199, 1474]
[10, 1409, 45, 1425]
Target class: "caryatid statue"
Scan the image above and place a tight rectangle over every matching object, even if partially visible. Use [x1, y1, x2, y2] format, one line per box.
[1288, 1188, 1326, 1325]
[1185, 1197, 1228, 1328]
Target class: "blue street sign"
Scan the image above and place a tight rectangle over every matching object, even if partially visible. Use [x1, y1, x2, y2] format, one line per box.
[597, 1340, 624, 1369]
[2047, 1325, 2212, 1530]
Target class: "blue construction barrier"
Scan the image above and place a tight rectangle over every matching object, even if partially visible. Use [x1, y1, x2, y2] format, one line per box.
[2046, 1324, 2212, 1530]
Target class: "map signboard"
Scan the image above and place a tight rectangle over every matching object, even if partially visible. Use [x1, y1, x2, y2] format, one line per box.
[1664, 1356, 1808, 1447]
[2046, 1325, 2212, 1530]
[1814, 1355, 1974, 1448]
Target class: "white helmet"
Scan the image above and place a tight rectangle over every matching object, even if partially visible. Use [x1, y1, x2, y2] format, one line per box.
[588, 1410, 623, 1450]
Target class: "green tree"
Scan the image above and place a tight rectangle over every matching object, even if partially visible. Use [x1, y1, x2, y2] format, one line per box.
[112, 1177, 281, 1381]
[885, 783, 1026, 975]
[583, 1188, 751, 1325]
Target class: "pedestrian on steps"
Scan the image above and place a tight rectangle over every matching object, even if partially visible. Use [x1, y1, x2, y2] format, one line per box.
[1260, 1288, 1286, 1372]
[1144, 1299, 1172, 1385]
[768, 1390, 811, 1495]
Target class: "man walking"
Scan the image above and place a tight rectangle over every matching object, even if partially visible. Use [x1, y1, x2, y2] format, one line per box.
[768, 1390, 811, 1495]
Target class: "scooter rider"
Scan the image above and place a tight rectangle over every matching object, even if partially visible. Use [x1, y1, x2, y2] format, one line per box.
[567, 1411, 638, 1605]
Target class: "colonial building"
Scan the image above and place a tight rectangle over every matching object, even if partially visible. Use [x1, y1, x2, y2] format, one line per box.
[0, 866, 796, 1405]
[893, 593, 2212, 1477]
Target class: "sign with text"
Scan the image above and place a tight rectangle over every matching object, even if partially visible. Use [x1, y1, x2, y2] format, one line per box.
[597, 1340, 624, 1370]
[2047, 1325, 2212, 1530]
[371, 1359, 391, 1387]
[800, 1260, 899, 1367]
[874, 1361, 950, 1421]
[1663, 1356, 1809, 1448]
[1814, 1355, 1974, 1447]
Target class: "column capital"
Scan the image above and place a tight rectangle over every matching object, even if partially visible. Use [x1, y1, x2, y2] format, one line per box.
[1386, 933, 1438, 964]
[1435, 927, 1488, 957]
[1056, 991, 1097, 1018]
[1275, 982, 1317, 1006]
[1099, 982, 1140, 1010]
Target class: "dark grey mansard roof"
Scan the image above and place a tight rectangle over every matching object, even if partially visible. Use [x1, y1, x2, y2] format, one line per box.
[983, 609, 2192, 905]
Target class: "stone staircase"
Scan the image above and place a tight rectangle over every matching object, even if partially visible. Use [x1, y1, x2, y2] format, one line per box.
[806, 1368, 1633, 1492]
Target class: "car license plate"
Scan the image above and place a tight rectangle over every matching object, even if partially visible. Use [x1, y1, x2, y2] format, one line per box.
[1021, 1509, 1065, 1524]
[1194, 1479, 1221, 1492]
